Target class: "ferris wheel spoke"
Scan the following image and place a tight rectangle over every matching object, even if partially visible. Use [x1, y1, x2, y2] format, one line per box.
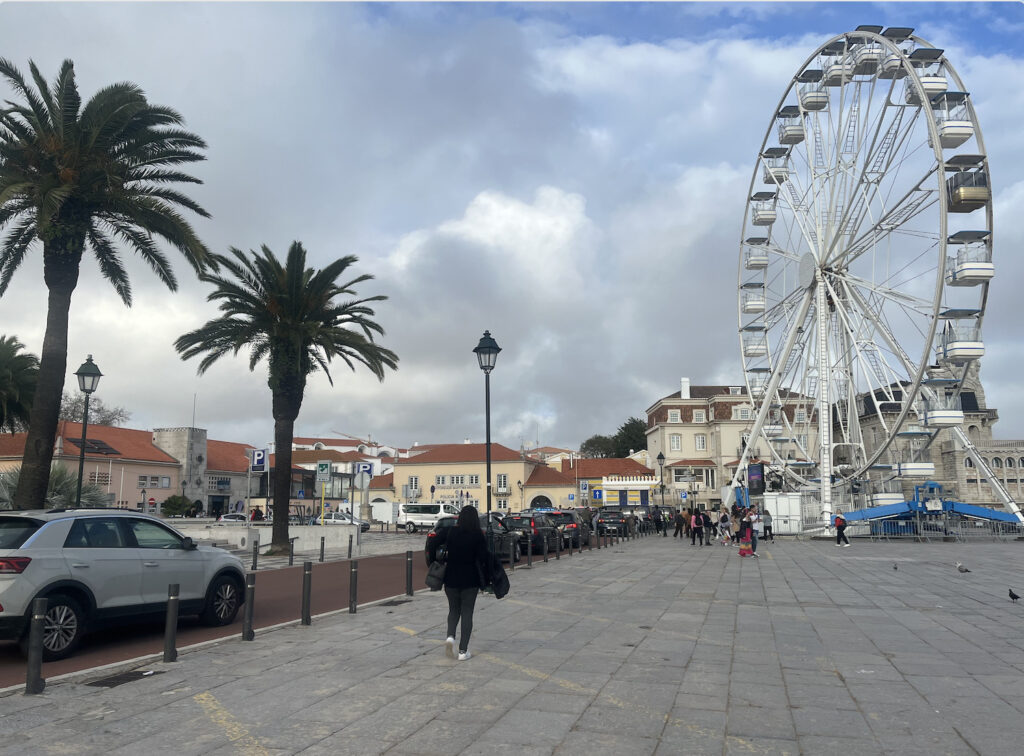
[831, 181, 939, 268]
[840, 271, 935, 314]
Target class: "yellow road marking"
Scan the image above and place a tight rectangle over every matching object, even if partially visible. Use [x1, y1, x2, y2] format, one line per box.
[394, 626, 418, 635]
[193, 691, 270, 755]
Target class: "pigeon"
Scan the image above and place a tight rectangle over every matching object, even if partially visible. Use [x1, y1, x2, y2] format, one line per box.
[893, 563, 898, 571]
[1011, 588, 1020, 603]
[956, 561, 971, 573]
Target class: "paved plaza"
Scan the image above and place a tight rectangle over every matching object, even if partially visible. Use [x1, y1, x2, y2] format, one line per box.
[2, 535, 1024, 755]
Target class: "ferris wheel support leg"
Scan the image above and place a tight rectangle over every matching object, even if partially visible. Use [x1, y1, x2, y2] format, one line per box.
[815, 276, 833, 522]
[731, 288, 816, 491]
[949, 425, 1024, 524]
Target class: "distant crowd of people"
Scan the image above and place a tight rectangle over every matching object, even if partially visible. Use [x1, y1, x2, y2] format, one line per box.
[670, 502, 774, 558]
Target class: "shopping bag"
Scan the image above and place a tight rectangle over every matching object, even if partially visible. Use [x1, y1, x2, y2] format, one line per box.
[425, 560, 446, 591]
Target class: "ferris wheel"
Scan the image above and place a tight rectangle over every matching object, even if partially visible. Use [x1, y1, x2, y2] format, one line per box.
[734, 25, 1018, 522]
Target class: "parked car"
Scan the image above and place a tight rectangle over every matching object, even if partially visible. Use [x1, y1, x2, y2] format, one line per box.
[217, 513, 247, 523]
[398, 502, 461, 534]
[310, 511, 371, 532]
[503, 512, 560, 555]
[423, 513, 520, 566]
[594, 509, 627, 535]
[0, 509, 246, 661]
[544, 509, 591, 547]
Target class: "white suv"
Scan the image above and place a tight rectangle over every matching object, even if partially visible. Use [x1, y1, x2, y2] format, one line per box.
[396, 503, 460, 533]
[0, 509, 247, 660]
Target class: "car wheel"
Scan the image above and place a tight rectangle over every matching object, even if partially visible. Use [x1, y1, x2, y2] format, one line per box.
[19, 593, 86, 662]
[405, 522, 417, 534]
[200, 574, 242, 626]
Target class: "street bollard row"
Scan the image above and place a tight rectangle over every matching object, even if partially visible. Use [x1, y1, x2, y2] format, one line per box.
[22, 518, 656, 694]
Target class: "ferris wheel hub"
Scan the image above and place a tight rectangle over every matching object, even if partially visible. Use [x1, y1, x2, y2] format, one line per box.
[799, 252, 817, 288]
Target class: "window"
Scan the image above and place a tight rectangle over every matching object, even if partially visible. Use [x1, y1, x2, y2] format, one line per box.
[468, 474, 479, 485]
[673, 469, 689, 483]
[128, 520, 182, 549]
[408, 475, 419, 491]
[992, 458, 1002, 468]
[796, 435, 808, 449]
[702, 469, 717, 488]
[496, 499, 508, 510]
[795, 409, 807, 423]
[89, 472, 111, 486]
[435, 475, 447, 486]
[64, 518, 126, 549]
[138, 476, 147, 489]
[695, 434, 707, 451]
[668, 410, 681, 423]
[497, 473, 508, 491]
[451, 474, 465, 486]
[669, 434, 681, 451]
[1006, 458, 1015, 468]
[965, 458, 974, 468]
[729, 386, 743, 395]
[732, 406, 752, 420]
[160, 476, 171, 489]
[207, 477, 230, 491]
[693, 410, 706, 424]
[149, 476, 160, 487]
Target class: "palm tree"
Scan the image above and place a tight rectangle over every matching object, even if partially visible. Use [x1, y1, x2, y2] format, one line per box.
[0, 463, 108, 510]
[0, 58, 212, 510]
[175, 242, 398, 551]
[0, 334, 38, 433]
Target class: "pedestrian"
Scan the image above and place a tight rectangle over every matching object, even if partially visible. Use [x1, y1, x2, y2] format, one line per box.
[749, 504, 761, 557]
[763, 509, 774, 542]
[737, 509, 754, 558]
[426, 505, 489, 661]
[673, 509, 685, 538]
[703, 509, 715, 546]
[653, 507, 663, 535]
[690, 510, 703, 546]
[835, 512, 850, 547]
[719, 508, 732, 546]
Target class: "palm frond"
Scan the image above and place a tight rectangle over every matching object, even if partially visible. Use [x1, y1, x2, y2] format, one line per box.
[87, 225, 132, 304]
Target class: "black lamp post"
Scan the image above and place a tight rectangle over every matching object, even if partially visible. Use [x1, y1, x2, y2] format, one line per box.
[73, 355, 102, 508]
[656, 451, 667, 537]
[473, 330, 501, 552]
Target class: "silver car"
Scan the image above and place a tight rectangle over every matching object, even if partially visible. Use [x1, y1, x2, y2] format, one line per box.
[0, 509, 246, 661]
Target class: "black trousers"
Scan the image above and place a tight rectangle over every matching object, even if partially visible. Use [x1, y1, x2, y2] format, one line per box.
[691, 526, 703, 545]
[445, 586, 479, 652]
[764, 525, 774, 542]
[673, 523, 684, 537]
[836, 526, 849, 545]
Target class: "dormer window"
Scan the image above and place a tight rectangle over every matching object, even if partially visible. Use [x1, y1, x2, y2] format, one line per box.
[668, 410, 681, 423]
[730, 386, 743, 395]
[693, 410, 706, 423]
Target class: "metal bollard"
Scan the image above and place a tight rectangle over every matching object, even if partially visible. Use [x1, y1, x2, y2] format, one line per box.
[320, 536, 325, 563]
[508, 539, 514, 571]
[163, 583, 180, 663]
[288, 538, 295, 567]
[251, 541, 259, 571]
[527, 536, 533, 567]
[380, 522, 384, 533]
[587, 531, 593, 551]
[596, 530, 601, 549]
[542, 537, 549, 563]
[301, 562, 312, 625]
[405, 551, 413, 596]
[555, 535, 561, 560]
[348, 533, 353, 560]
[242, 573, 256, 641]
[349, 560, 358, 613]
[24, 597, 47, 695]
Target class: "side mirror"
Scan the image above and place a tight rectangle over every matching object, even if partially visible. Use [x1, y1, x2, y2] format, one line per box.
[182, 536, 198, 551]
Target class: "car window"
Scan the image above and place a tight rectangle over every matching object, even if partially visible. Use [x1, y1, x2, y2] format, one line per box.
[128, 519, 183, 549]
[0, 517, 42, 549]
[65, 518, 127, 549]
[548, 513, 573, 525]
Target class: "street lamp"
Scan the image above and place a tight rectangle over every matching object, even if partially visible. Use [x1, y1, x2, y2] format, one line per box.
[473, 330, 501, 552]
[73, 355, 102, 508]
[656, 451, 667, 537]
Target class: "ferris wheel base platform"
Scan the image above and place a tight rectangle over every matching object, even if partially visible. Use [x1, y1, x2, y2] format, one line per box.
[841, 498, 1020, 524]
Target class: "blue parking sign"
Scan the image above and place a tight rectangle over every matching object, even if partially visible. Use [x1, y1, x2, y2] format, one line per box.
[250, 449, 267, 473]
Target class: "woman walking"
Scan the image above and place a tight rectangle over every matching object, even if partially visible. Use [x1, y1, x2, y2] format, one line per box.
[763, 509, 774, 543]
[427, 506, 489, 660]
[690, 509, 704, 546]
[737, 508, 755, 558]
[719, 508, 732, 546]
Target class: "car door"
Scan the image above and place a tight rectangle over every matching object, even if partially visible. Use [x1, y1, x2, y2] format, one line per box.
[61, 517, 144, 613]
[125, 518, 207, 605]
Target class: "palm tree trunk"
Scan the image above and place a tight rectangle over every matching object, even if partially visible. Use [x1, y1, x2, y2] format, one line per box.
[12, 247, 82, 510]
[269, 387, 303, 551]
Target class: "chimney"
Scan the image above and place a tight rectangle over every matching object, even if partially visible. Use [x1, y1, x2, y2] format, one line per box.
[680, 377, 691, 399]
[464, 438, 471, 444]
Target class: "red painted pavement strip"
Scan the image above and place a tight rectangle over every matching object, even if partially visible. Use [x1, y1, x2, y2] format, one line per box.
[0, 551, 430, 690]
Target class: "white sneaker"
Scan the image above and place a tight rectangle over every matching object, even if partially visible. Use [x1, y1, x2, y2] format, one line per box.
[445, 637, 456, 659]
[458, 650, 472, 661]
[842, 543, 850, 548]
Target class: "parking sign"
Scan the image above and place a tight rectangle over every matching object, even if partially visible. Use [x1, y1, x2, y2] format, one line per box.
[250, 449, 267, 473]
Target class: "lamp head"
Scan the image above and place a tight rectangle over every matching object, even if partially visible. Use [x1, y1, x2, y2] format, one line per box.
[473, 330, 501, 373]
[74, 354, 103, 394]
[656, 451, 665, 465]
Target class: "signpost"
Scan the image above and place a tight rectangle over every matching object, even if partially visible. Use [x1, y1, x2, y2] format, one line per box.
[316, 461, 331, 526]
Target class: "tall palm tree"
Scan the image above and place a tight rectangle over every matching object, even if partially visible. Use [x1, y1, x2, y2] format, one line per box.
[175, 242, 398, 551]
[0, 334, 38, 433]
[0, 58, 212, 509]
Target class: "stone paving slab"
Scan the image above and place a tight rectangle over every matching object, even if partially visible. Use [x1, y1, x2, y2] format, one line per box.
[3, 536, 1024, 755]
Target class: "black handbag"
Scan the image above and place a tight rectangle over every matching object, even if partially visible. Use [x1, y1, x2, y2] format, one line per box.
[425, 560, 446, 591]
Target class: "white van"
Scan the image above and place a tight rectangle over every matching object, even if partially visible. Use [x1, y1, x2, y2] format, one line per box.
[397, 503, 460, 533]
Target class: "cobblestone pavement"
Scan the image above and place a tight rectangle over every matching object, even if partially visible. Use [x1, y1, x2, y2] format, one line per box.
[3, 535, 1024, 755]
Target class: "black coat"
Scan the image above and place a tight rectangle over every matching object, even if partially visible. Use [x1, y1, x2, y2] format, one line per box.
[432, 527, 488, 590]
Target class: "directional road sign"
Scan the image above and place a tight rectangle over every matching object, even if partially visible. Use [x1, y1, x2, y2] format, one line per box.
[316, 460, 331, 483]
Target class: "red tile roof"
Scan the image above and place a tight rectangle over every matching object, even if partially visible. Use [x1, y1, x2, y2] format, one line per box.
[526, 465, 576, 487]
[206, 440, 255, 474]
[394, 443, 524, 465]
[292, 437, 361, 447]
[0, 422, 179, 465]
[667, 459, 716, 468]
[369, 472, 394, 490]
[560, 458, 651, 478]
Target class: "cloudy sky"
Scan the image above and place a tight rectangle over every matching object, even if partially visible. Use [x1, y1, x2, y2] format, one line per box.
[2, 1, 1023, 453]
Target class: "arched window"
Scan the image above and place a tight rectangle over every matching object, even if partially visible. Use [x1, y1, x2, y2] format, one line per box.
[1007, 458, 1015, 468]
[1019, 457, 1024, 469]
[964, 458, 974, 468]
[314, 442, 325, 450]
[981, 457, 990, 467]
[992, 457, 1002, 468]
[968, 425, 980, 443]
